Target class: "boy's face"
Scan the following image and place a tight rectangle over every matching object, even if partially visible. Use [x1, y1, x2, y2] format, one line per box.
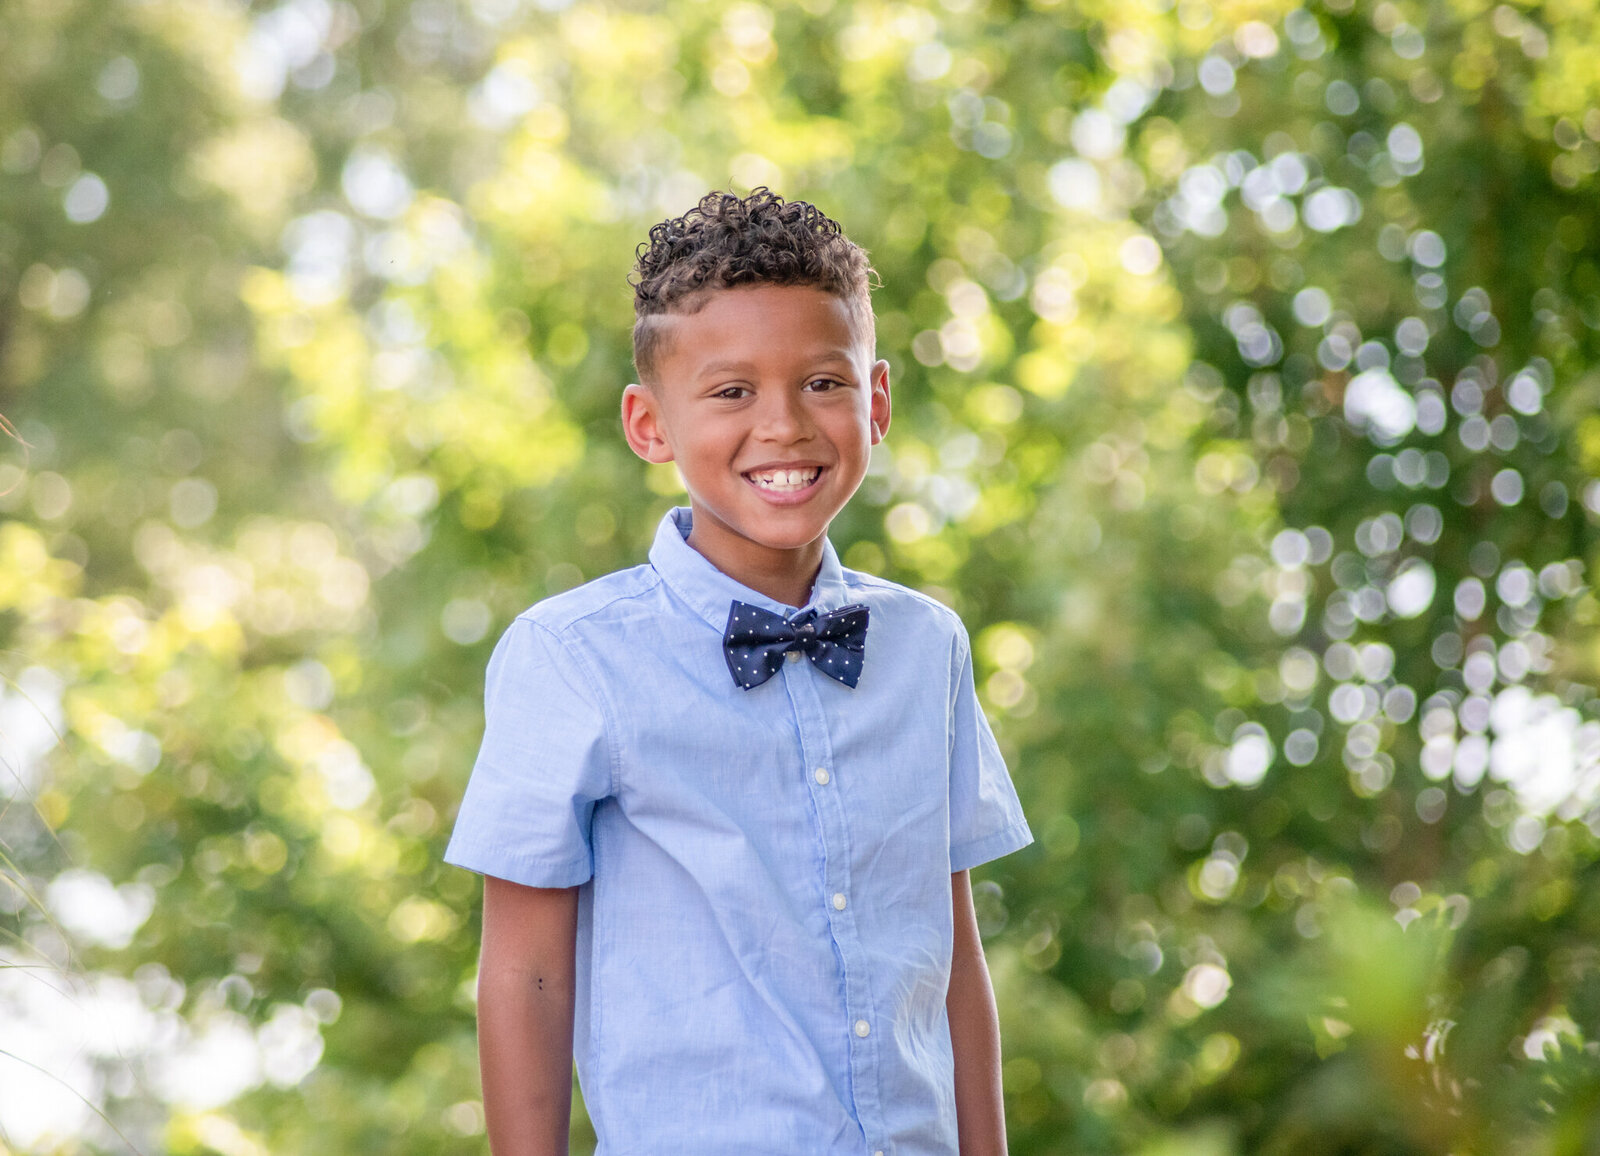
[621, 284, 891, 599]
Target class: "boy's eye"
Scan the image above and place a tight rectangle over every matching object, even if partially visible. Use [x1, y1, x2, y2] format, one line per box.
[806, 377, 846, 392]
[713, 385, 749, 399]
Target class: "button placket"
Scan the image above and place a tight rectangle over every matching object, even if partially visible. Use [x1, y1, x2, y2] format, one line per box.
[783, 654, 885, 1139]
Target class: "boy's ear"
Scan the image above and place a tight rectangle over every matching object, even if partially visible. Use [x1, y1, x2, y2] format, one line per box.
[868, 359, 892, 445]
[621, 383, 675, 464]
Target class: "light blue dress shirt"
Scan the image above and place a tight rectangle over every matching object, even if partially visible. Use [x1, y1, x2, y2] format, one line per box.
[445, 508, 1032, 1155]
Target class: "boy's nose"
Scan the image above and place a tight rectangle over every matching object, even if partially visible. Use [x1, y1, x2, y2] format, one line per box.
[755, 391, 812, 442]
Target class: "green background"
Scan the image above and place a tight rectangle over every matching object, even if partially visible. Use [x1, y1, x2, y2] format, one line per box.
[3, 0, 1600, 1151]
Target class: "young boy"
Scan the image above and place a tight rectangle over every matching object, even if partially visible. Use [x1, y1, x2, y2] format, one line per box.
[444, 189, 1032, 1155]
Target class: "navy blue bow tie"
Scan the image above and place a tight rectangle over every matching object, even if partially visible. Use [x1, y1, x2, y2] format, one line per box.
[723, 601, 869, 690]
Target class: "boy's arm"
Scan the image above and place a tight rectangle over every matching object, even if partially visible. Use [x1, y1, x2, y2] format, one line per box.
[947, 868, 1008, 1156]
[478, 875, 580, 1156]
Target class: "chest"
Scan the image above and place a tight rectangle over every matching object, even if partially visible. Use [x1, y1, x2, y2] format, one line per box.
[588, 614, 956, 854]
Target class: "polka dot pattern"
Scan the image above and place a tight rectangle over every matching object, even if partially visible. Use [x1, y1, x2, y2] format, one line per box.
[722, 600, 869, 690]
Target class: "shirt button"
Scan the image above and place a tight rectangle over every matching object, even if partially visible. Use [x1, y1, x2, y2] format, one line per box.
[832, 892, 847, 910]
[854, 1019, 870, 1037]
[874, 1151, 884, 1156]
[785, 649, 802, 663]
[814, 767, 830, 785]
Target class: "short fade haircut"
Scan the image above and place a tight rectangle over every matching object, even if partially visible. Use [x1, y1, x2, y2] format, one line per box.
[630, 188, 877, 384]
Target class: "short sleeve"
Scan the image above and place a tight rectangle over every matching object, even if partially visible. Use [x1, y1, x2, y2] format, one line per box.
[947, 623, 1033, 872]
[444, 616, 614, 888]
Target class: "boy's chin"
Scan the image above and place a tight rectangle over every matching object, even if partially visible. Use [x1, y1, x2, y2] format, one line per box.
[729, 521, 833, 553]
[692, 506, 833, 552]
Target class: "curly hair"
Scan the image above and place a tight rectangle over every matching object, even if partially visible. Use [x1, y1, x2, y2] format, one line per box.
[630, 188, 877, 383]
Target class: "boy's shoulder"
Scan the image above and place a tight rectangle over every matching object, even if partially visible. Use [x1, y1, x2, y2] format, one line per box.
[514, 562, 662, 636]
[839, 566, 970, 645]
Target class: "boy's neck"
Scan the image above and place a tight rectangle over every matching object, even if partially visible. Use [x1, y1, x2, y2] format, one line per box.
[686, 520, 825, 610]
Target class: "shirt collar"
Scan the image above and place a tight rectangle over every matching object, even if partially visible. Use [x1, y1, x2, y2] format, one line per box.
[649, 507, 849, 632]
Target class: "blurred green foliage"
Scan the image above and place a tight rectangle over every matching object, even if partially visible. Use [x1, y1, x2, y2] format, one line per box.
[3, 0, 1600, 1152]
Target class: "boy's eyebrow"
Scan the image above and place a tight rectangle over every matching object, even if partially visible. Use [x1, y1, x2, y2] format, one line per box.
[693, 350, 860, 377]
[694, 358, 757, 376]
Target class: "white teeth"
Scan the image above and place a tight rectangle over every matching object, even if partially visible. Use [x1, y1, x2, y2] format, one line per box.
[749, 467, 821, 492]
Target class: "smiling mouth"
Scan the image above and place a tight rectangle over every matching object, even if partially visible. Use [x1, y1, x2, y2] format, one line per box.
[745, 467, 822, 493]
